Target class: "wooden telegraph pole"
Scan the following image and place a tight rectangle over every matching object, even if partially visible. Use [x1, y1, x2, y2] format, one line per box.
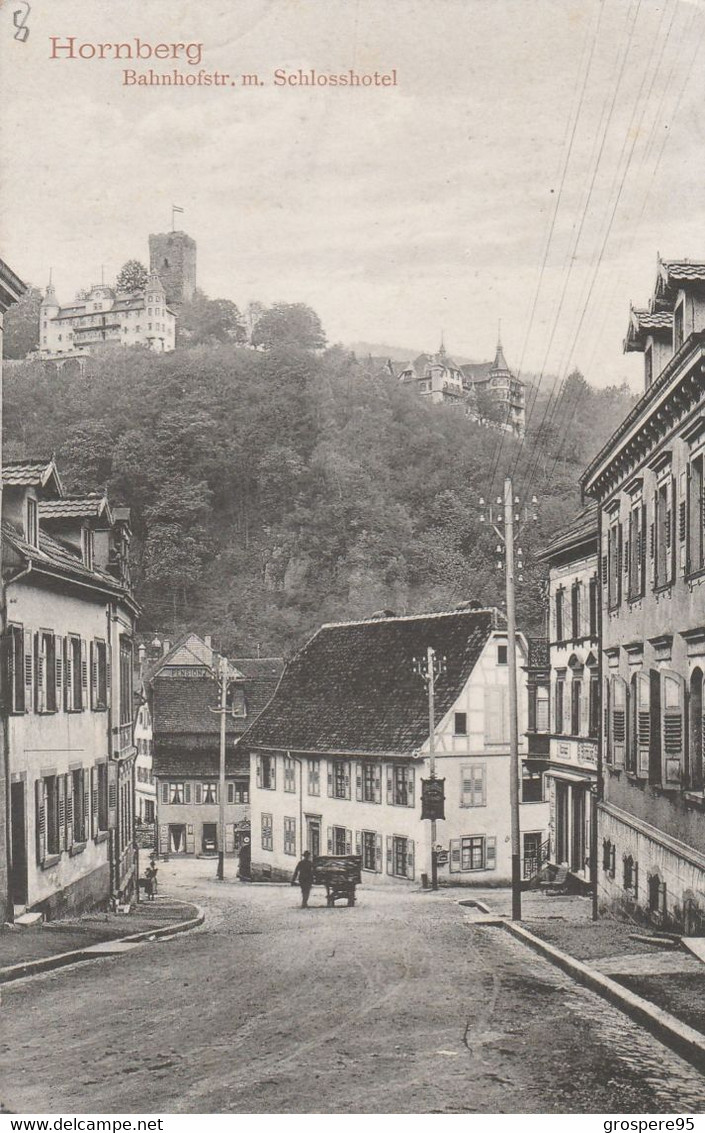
[414, 647, 446, 891]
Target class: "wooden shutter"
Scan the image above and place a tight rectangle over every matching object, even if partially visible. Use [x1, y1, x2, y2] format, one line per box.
[374, 764, 382, 804]
[65, 773, 74, 849]
[449, 838, 461, 873]
[57, 774, 66, 851]
[580, 678, 589, 736]
[603, 679, 611, 764]
[612, 676, 627, 767]
[23, 629, 32, 710]
[184, 782, 191, 804]
[91, 767, 98, 837]
[107, 762, 118, 829]
[406, 839, 415, 880]
[355, 830, 361, 856]
[343, 761, 351, 800]
[35, 778, 45, 864]
[406, 766, 415, 807]
[194, 783, 202, 804]
[227, 782, 234, 804]
[82, 773, 90, 842]
[640, 502, 647, 593]
[661, 670, 685, 785]
[355, 762, 363, 801]
[616, 523, 623, 604]
[90, 641, 97, 709]
[345, 828, 352, 856]
[636, 672, 651, 776]
[159, 824, 169, 854]
[161, 781, 169, 805]
[386, 765, 393, 804]
[33, 632, 41, 713]
[64, 637, 72, 711]
[669, 474, 677, 583]
[186, 825, 195, 854]
[327, 826, 333, 853]
[485, 836, 497, 870]
[81, 639, 88, 705]
[327, 762, 333, 797]
[386, 835, 393, 874]
[375, 833, 382, 872]
[255, 755, 261, 788]
[55, 635, 63, 696]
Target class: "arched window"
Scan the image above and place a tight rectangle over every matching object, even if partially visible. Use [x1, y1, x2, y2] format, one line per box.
[689, 667, 704, 790]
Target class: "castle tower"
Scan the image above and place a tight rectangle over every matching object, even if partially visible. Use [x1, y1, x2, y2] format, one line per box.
[148, 230, 196, 307]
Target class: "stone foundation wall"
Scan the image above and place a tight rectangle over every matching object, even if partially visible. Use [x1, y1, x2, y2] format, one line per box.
[33, 862, 111, 921]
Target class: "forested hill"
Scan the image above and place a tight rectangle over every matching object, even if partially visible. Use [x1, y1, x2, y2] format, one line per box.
[2, 344, 637, 656]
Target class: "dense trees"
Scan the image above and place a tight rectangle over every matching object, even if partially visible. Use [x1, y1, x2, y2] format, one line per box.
[251, 303, 326, 351]
[116, 260, 149, 293]
[2, 339, 636, 657]
[2, 285, 42, 358]
[176, 290, 247, 347]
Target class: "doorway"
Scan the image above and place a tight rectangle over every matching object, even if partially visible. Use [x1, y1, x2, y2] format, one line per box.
[10, 782, 27, 906]
[571, 788, 586, 873]
[202, 823, 217, 853]
[555, 780, 569, 864]
[306, 815, 321, 858]
[523, 831, 542, 879]
[168, 824, 187, 853]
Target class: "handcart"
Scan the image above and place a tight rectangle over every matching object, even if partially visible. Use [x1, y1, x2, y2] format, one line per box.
[312, 855, 362, 907]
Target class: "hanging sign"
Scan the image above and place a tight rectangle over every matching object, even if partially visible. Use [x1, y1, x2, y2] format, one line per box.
[421, 777, 446, 820]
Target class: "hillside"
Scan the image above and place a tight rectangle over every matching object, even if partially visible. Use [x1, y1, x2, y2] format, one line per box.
[2, 344, 637, 656]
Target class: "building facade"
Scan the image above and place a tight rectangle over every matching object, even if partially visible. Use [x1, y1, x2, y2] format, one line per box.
[134, 699, 155, 824]
[3, 460, 139, 919]
[538, 505, 599, 889]
[463, 339, 526, 437]
[148, 230, 197, 307]
[583, 256, 705, 932]
[151, 635, 282, 857]
[38, 273, 175, 362]
[243, 608, 548, 886]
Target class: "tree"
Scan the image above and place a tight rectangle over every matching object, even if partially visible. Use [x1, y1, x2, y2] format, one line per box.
[2, 285, 42, 359]
[116, 260, 149, 294]
[176, 290, 246, 346]
[252, 303, 326, 352]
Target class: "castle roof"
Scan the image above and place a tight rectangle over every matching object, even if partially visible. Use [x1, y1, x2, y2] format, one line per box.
[491, 337, 510, 373]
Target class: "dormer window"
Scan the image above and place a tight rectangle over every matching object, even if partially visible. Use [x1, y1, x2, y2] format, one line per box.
[81, 527, 94, 570]
[26, 497, 38, 548]
[674, 302, 684, 351]
[644, 345, 653, 388]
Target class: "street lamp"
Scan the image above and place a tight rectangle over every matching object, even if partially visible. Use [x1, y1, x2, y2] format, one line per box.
[413, 647, 446, 890]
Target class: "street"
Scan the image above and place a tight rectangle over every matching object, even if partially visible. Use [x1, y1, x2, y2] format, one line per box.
[2, 861, 705, 1114]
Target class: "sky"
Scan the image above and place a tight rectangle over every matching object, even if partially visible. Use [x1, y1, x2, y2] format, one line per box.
[2, 0, 705, 392]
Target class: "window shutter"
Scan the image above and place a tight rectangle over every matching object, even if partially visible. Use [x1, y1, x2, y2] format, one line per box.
[406, 839, 415, 880]
[55, 635, 63, 694]
[184, 782, 191, 804]
[640, 503, 647, 592]
[91, 767, 98, 837]
[327, 762, 333, 797]
[634, 862, 639, 897]
[344, 761, 351, 799]
[107, 762, 118, 829]
[227, 782, 234, 804]
[81, 640, 88, 700]
[83, 775, 90, 842]
[64, 637, 72, 710]
[386, 835, 393, 875]
[616, 524, 623, 604]
[24, 629, 33, 708]
[406, 766, 415, 807]
[636, 672, 651, 776]
[355, 762, 363, 801]
[90, 641, 97, 709]
[65, 773, 74, 849]
[327, 826, 333, 854]
[602, 838, 611, 871]
[161, 781, 169, 805]
[35, 778, 46, 864]
[0, 631, 11, 713]
[449, 838, 461, 873]
[601, 554, 608, 586]
[255, 755, 261, 789]
[105, 651, 111, 708]
[195, 783, 202, 804]
[374, 765, 381, 804]
[612, 676, 627, 766]
[355, 830, 361, 856]
[345, 829, 352, 856]
[610, 844, 616, 878]
[485, 836, 497, 870]
[661, 670, 685, 785]
[58, 775, 66, 851]
[386, 766, 393, 804]
[670, 474, 677, 583]
[580, 680, 589, 736]
[33, 633, 41, 712]
[603, 679, 611, 764]
[375, 833, 382, 872]
[484, 686, 506, 744]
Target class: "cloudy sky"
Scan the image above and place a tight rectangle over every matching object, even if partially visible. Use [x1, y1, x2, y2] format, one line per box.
[2, 0, 705, 391]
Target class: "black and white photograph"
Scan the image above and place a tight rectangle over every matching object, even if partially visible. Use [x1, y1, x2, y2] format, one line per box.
[2, 0, 705, 1118]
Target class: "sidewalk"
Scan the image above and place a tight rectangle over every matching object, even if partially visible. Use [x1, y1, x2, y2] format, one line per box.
[466, 886, 705, 1039]
[0, 894, 201, 978]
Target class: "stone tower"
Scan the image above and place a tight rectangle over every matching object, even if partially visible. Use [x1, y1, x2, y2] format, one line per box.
[148, 230, 197, 307]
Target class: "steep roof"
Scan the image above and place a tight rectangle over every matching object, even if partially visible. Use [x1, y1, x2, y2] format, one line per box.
[2, 522, 137, 607]
[242, 609, 501, 758]
[39, 496, 112, 522]
[151, 658, 283, 740]
[491, 338, 510, 373]
[3, 458, 63, 495]
[537, 503, 599, 563]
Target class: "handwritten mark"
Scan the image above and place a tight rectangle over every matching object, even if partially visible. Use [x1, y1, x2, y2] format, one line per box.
[13, 2, 30, 42]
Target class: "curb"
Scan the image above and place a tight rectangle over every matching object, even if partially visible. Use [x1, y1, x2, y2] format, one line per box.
[472, 918, 705, 1071]
[0, 904, 205, 985]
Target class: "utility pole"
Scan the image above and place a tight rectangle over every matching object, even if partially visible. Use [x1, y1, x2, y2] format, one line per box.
[414, 647, 446, 891]
[480, 478, 538, 922]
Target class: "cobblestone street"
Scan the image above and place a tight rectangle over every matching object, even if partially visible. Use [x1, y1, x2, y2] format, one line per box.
[2, 861, 705, 1113]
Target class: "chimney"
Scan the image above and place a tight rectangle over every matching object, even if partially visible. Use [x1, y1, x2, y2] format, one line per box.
[162, 639, 171, 656]
[204, 635, 212, 648]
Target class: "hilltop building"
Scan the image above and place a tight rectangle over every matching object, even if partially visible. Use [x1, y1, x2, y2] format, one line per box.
[391, 337, 525, 436]
[149, 230, 197, 308]
[244, 607, 548, 886]
[583, 254, 705, 933]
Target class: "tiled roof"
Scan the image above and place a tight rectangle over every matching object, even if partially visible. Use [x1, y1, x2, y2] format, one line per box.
[624, 306, 674, 352]
[460, 362, 493, 384]
[3, 459, 63, 493]
[2, 522, 134, 601]
[39, 496, 111, 521]
[152, 658, 282, 738]
[152, 742, 249, 778]
[241, 609, 499, 757]
[661, 260, 705, 281]
[537, 503, 599, 562]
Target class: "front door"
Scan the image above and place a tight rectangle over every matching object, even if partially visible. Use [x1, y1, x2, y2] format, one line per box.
[202, 823, 217, 853]
[306, 816, 321, 858]
[169, 824, 187, 853]
[555, 781, 569, 864]
[10, 782, 27, 906]
[571, 788, 586, 873]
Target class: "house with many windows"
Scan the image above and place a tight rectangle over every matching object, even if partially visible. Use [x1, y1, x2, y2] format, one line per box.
[151, 635, 282, 856]
[583, 255, 705, 932]
[243, 607, 548, 886]
[537, 504, 599, 890]
[3, 459, 139, 919]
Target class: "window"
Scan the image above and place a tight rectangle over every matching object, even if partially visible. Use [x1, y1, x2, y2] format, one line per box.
[460, 763, 486, 807]
[284, 756, 297, 793]
[611, 677, 627, 767]
[144, 799, 155, 823]
[283, 817, 296, 856]
[454, 711, 468, 736]
[307, 759, 320, 796]
[571, 583, 581, 640]
[497, 645, 507, 665]
[36, 774, 61, 862]
[26, 497, 38, 548]
[72, 768, 87, 843]
[644, 344, 653, 388]
[535, 685, 549, 732]
[119, 636, 132, 725]
[358, 762, 381, 803]
[522, 767, 544, 802]
[623, 854, 638, 893]
[227, 685, 247, 717]
[674, 302, 684, 351]
[571, 678, 582, 736]
[92, 639, 108, 710]
[602, 838, 616, 877]
[66, 635, 83, 711]
[361, 830, 380, 872]
[328, 761, 350, 800]
[588, 576, 599, 638]
[688, 454, 705, 574]
[655, 478, 675, 588]
[555, 588, 564, 641]
[387, 764, 415, 807]
[449, 834, 497, 873]
[628, 502, 646, 598]
[81, 527, 94, 569]
[588, 672, 600, 738]
[555, 678, 565, 734]
[261, 813, 273, 851]
[689, 668, 704, 791]
[386, 835, 415, 879]
[201, 782, 217, 804]
[227, 780, 249, 804]
[35, 631, 57, 713]
[608, 519, 622, 608]
[331, 825, 349, 856]
[257, 754, 276, 790]
[169, 781, 185, 804]
[95, 763, 108, 834]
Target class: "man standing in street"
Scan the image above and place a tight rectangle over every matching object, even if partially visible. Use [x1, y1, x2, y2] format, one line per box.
[292, 850, 314, 908]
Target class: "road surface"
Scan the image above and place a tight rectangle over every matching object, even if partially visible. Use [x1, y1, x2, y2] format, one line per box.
[2, 859, 704, 1113]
